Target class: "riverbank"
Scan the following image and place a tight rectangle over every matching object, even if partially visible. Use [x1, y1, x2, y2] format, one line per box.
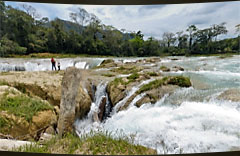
[6, 52, 239, 59]
[8, 53, 114, 59]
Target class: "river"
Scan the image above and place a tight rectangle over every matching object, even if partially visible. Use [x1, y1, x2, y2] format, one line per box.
[1, 55, 240, 154]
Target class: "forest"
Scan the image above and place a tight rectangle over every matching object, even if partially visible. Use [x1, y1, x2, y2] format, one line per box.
[0, 1, 240, 57]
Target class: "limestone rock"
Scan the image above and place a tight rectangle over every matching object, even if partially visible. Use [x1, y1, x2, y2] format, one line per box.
[57, 67, 92, 136]
[98, 96, 107, 122]
[57, 67, 82, 136]
[30, 110, 57, 139]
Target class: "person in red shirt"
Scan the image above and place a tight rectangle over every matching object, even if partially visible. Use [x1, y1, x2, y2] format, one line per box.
[51, 57, 56, 71]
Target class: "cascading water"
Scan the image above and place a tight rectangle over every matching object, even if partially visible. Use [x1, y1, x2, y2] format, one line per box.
[0, 58, 104, 72]
[75, 82, 111, 135]
[112, 78, 155, 114]
[75, 55, 240, 154]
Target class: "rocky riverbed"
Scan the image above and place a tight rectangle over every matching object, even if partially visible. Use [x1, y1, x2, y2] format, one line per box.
[0, 55, 240, 154]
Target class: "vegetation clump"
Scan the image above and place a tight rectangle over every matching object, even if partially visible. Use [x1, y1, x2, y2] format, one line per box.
[15, 132, 157, 155]
[0, 116, 7, 128]
[137, 79, 164, 94]
[127, 72, 140, 83]
[147, 72, 158, 76]
[167, 76, 191, 87]
[137, 76, 191, 94]
[160, 66, 170, 72]
[0, 80, 9, 86]
[0, 94, 54, 122]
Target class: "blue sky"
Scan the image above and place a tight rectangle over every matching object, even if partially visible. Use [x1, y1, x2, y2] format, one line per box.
[5, 1, 240, 39]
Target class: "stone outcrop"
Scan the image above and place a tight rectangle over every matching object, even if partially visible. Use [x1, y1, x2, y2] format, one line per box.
[0, 109, 57, 141]
[217, 89, 240, 102]
[107, 80, 126, 107]
[57, 67, 91, 137]
[30, 110, 57, 139]
[135, 85, 178, 107]
[98, 97, 107, 122]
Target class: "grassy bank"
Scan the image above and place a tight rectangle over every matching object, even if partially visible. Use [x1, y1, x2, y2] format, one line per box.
[15, 131, 157, 155]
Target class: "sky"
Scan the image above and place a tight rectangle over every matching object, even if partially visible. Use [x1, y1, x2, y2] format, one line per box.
[5, 1, 240, 40]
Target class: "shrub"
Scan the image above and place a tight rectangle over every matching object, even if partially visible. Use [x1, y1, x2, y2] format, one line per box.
[167, 76, 191, 87]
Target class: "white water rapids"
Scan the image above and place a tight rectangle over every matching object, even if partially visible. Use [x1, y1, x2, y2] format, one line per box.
[75, 55, 240, 154]
[2, 55, 240, 154]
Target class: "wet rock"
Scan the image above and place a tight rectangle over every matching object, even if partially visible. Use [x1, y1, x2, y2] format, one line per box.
[57, 67, 91, 137]
[217, 89, 240, 102]
[145, 58, 161, 63]
[107, 79, 126, 107]
[172, 66, 184, 72]
[15, 66, 25, 71]
[98, 97, 107, 122]
[136, 85, 178, 107]
[85, 80, 96, 101]
[93, 112, 100, 123]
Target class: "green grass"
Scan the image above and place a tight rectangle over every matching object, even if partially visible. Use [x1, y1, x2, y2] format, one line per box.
[167, 76, 191, 87]
[0, 80, 9, 86]
[137, 79, 164, 94]
[137, 76, 191, 94]
[110, 77, 125, 86]
[147, 72, 158, 76]
[160, 66, 170, 72]
[0, 116, 7, 128]
[0, 95, 54, 122]
[218, 53, 233, 59]
[127, 72, 140, 83]
[15, 131, 157, 155]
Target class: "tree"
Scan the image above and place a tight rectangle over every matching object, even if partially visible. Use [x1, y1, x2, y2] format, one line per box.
[69, 7, 90, 34]
[162, 32, 175, 48]
[212, 22, 227, 41]
[20, 4, 41, 20]
[235, 24, 240, 53]
[186, 25, 197, 51]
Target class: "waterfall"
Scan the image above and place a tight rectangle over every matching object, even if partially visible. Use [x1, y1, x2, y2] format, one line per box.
[0, 58, 104, 72]
[75, 82, 111, 135]
[112, 78, 155, 114]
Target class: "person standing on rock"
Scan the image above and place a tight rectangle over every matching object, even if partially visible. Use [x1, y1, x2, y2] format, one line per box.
[51, 57, 56, 71]
[57, 61, 61, 71]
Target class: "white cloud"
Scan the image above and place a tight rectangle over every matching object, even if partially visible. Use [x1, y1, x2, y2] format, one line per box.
[5, 1, 240, 39]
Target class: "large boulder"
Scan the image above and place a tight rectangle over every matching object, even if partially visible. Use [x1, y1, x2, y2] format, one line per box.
[57, 67, 91, 137]
[0, 71, 63, 107]
[107, 78, 127, 107]
[217, 89, 240, 102]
